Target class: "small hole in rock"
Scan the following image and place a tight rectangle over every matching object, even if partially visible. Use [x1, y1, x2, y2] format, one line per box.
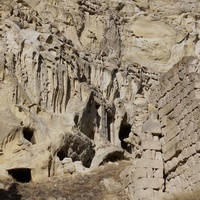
[23, 128, 36, 144]
[8, 168, 32, 183]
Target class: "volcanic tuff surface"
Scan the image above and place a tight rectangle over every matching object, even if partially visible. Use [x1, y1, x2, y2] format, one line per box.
[1, 0, 200, 199]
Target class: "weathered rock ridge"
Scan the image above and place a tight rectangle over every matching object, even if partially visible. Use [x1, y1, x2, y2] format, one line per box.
[1, 0, 200, 199]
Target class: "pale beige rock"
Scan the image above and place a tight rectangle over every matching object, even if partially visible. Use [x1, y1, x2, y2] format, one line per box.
[134, 159, 163, 169]
[62, 158, 76, 174]
[74, 161, 89, 173]
[1, 0, 200, 199]
[141, 140, 161, 151]
[122, 14, 188, 72]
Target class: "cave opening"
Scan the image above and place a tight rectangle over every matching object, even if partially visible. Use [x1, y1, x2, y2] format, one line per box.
[119, 123, 132, 153]
[57, 145, 94, 168]
[57, 148, 67, 161]
[8, 168, 32, 183]
[22, 127, 36, 144]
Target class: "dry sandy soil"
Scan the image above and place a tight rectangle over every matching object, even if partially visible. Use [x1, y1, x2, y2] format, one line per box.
[0, 161, 130, 200]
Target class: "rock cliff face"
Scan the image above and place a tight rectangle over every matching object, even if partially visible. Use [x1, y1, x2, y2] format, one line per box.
[1, 0, 200, 199]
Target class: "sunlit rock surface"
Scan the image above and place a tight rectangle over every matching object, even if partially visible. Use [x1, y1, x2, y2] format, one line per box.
[1, 0, 200, 199]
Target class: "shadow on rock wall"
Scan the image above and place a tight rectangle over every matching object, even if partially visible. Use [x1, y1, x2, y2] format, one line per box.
[0, 183, 21, 200]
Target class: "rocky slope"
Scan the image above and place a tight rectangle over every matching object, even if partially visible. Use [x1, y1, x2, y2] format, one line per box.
[1, 0, 200, 200]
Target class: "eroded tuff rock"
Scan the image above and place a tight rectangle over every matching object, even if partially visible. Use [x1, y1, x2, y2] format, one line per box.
[1, 0, 200, 200]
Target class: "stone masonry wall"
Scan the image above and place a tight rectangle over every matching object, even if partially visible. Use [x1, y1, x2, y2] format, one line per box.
[119, 70, 163, 200]
[150, 57, 200, 196]
[120, 105, 164, 200]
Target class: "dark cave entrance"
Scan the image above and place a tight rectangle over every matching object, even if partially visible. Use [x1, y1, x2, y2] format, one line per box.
[22, 127, 36, 144]
[57, 148, 67, 161]
[119, 123, 132, 153]
[8, 168, 32, 183]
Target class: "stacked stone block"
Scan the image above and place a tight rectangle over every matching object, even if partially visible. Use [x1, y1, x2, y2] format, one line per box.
[135, 114, 164, 199]
[128, 131, 164, 200]
[120, 111, 164, 200]
[119, 68, 162, 200]
[152, 57, 200, 195]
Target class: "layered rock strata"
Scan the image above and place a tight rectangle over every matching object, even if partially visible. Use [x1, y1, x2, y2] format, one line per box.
[1, 0, 200, 200]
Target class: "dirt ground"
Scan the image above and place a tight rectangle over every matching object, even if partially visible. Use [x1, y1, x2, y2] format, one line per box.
[0, 161, 130, 200]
